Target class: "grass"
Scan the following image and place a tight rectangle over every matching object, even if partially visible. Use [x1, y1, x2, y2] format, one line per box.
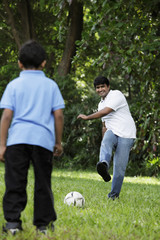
[0, 163, 160, 240]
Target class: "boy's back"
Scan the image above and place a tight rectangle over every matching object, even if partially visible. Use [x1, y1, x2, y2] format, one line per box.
[1, 70, 64, 151]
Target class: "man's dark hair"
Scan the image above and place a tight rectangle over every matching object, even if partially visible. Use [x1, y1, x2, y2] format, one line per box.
[94, 76, 110, 88]
[18, 40, 46, 69]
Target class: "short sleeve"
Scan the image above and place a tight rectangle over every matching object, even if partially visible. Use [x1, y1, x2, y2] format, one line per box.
[105, 90, 126, 111]
[52, 84, 65, 111]
[0, 83, 15, 110]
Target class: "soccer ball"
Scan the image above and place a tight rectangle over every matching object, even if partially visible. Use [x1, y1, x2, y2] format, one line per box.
[64, 191, 85, 207]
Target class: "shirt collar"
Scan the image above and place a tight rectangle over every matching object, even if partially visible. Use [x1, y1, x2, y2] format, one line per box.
[20, 70, 45, 76]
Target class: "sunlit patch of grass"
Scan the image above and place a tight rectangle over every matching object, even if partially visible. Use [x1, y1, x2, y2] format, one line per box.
[124, 175, 160, 185]
[0, 164, 160, 239]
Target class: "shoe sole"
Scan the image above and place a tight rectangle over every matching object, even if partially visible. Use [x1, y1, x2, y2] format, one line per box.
[97, 162, 111, 182]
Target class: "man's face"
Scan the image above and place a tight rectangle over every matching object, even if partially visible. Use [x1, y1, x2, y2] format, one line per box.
[95, 84, 110, 99]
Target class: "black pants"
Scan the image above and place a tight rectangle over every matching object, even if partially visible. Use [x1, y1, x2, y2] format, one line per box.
[3, 144, 57, 228]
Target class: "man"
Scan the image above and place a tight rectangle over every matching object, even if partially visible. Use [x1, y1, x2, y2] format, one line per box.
[78, 76, 136, 200]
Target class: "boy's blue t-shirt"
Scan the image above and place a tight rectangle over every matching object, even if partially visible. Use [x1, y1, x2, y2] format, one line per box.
[0, 70, 65, 152]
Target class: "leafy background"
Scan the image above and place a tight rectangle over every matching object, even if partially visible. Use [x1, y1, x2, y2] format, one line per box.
[0, 0, 159, 176]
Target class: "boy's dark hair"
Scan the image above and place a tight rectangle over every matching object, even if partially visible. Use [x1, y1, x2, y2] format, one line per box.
[18, 40, 46, 69]
[94, 76, 110, 88]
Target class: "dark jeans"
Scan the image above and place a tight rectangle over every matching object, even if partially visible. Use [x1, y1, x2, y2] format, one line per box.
[3, 144, 57, 228]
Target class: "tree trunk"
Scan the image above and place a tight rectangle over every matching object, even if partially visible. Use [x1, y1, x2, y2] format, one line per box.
[3, 0, 35, 49]
[58, 0, 83, 76]
[17, 0, 35, 43]
[3, 0, 21, 49]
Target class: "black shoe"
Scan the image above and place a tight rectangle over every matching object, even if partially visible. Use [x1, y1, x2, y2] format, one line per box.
[37, 223, 54, 235]
[2, 225, 22, 236]
[37, 226, 47, 235]
[96, 162, 111, 182]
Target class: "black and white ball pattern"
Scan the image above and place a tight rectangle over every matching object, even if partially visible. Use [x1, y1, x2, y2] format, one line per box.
[64, 191, 85, 207]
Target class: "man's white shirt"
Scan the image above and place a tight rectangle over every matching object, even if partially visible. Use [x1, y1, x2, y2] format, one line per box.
[98, 90, 136, 138]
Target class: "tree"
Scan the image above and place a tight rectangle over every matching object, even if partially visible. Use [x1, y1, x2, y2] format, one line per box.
[2, 0, 35, 48]
[0, 0, 159, 174]
[57, 0, 83, 76]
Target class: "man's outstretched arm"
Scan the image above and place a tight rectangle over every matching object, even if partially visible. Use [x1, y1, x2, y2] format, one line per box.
[77, 107, 113, 120]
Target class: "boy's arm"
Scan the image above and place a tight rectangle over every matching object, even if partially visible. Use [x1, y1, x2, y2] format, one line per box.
[0, 109, 13, 162]
[77, 106, 113, 120]
[53, 109, 64, 156]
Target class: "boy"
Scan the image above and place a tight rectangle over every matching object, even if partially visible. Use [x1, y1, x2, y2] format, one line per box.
[78, 76, 136, 200]
[0, 40, 65, 235]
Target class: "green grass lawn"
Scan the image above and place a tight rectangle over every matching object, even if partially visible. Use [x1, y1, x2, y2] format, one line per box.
[0, 163, 160, 240]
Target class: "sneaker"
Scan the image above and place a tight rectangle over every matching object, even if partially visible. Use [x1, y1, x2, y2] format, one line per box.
[9, 228, 20, 235]
[37, 223, 54, 235]
[96, 162, 111, 182]
[2, 225, 22, 236]
[37, 226, 47, 235]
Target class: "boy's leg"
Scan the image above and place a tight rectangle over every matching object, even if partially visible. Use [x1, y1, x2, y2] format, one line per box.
[97, 130, 117, 182]
[3, 144, 30, 229]
[108, 137, 134, 199]
[31, 146, 57, 228]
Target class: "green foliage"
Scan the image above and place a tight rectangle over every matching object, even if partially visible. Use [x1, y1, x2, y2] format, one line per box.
[0, 64, 19, 99]
[145, 157, 160, 177]
[71, 0, 160, 175]
[0, 0, 159, 175]
[54, 74, 101, 169]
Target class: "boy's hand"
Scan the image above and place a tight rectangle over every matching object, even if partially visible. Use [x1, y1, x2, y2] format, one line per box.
[53, 143, 63, 157]
[77, 114, 88, 120]
[0, 145, 6, 162]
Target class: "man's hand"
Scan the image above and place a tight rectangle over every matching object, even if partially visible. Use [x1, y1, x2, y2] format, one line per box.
[77, 107, 113, 121]
[53, 143, 63, 157]
[77, 114, 88, 120]
[0, 145, 6, 162]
